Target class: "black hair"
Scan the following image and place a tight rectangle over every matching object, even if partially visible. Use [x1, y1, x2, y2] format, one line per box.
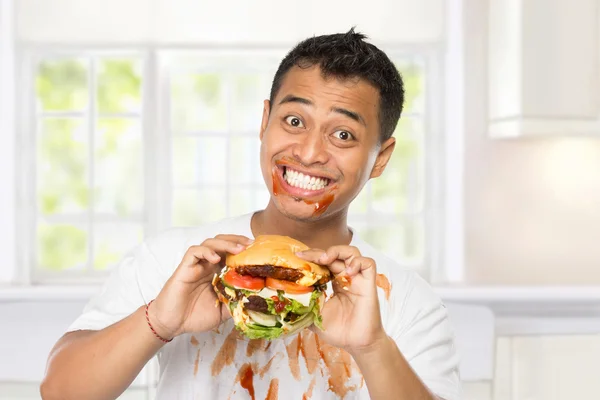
[269, 28, 405, 142]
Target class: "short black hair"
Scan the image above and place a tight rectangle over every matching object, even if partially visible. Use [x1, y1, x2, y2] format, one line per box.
[269, 28, 405, 143]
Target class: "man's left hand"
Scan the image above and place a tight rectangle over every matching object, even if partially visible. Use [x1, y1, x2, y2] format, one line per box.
[297, 246, 387, 354]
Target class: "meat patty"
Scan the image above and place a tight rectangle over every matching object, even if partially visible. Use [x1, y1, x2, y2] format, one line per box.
[236, 265, 304, 282]
[244, 296, 270, 313]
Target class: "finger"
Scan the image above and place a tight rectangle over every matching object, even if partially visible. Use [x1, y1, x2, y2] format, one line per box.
[213, 234, 254, 246]
[181, 245, 222, 266]
[296, 249, 346, 275]
[295, 248, 326, 263]
[201, 238, 249, 256]
[346, 256, 376, 279]
[319, 245, 362, 265]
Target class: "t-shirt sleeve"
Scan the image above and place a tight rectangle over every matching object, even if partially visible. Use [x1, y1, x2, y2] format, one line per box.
[67, 242, 166, 332]
[384, 272, 461, 400]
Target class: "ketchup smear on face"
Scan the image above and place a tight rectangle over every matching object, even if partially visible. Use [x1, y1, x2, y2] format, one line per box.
[271, 165, 337, 216]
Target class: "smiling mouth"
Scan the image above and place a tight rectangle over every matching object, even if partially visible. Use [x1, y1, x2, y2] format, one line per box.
[281, 166, 332, 192]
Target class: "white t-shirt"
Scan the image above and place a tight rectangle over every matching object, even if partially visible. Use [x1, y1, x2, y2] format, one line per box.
[68, 213, 461, 399]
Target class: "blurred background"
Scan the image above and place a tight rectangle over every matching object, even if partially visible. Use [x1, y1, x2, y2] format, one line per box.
[1, 0, 599, 399]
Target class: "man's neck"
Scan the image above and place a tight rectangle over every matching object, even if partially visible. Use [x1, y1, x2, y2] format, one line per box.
[251, 202, 353, 250]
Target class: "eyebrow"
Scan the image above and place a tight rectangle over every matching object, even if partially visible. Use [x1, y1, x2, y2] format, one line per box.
[278, 94, 366, 127]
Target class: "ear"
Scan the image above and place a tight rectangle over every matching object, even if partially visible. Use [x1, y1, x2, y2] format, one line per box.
[369, 137, 396, 179]
[259, 99, 270, 141]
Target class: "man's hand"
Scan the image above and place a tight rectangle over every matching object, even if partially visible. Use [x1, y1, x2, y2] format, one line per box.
[147, 234, 253, 340]
[297, 246, 387, 354]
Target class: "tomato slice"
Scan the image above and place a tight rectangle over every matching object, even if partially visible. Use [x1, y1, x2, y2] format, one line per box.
[265, 277, 314, 294]
[223, 268, 265, 291]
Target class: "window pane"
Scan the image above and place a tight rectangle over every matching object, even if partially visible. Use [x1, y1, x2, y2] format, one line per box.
[95, 118, 143, 217]
[230, 73, 269, 132]
[351, 218, 425, 265]
[37, 223, 88, 271]
[229, 188, 270, 216]
[36, 58, 88, 111]
[171, 73, 227, 133]
[97, 58, 142, 114]
[38, 118, 89, 216]
[396, 60, 426, 115]
[172, 189, 227, 226]
[229, 136, 262, 185]
[93, 223, 143, 270]
[371, 118, 424, 214]
[172, 136, 227, 186]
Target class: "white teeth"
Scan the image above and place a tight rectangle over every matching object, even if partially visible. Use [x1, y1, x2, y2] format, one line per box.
[284, 168, 328, 191]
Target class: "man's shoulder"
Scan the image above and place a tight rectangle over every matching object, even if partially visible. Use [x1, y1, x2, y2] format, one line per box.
[142, 213, 253, 269]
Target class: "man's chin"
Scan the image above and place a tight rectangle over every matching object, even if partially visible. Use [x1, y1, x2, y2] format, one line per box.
[273, 196, 330, 221]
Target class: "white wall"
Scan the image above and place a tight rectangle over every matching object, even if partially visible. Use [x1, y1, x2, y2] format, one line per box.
[0, 298, 155, 398]
[463, 0, 600, 285]
[16, 0, 444, 45]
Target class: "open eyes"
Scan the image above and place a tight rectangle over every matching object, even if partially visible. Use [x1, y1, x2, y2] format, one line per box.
[283, 116, 355, 143]
[332, 130, 354, 141]
[285, 116, 304, 128]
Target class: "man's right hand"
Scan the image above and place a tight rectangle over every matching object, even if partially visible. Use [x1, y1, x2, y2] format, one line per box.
[146, 234, 253, 340]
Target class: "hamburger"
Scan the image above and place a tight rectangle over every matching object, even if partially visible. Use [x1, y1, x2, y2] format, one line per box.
[212, 235, 331, 340]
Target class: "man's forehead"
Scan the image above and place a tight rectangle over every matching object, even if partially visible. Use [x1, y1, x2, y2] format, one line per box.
[274, 66, 379, 110]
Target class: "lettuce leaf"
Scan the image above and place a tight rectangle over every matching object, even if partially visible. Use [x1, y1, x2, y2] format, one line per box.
[264, 296, 315, 316]
[263, 298, 278, 315]
[285, 299, 312, 315]
[242, 323, 284, 340]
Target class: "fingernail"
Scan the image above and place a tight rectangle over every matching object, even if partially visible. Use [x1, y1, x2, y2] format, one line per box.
[295, 251, 304, 257]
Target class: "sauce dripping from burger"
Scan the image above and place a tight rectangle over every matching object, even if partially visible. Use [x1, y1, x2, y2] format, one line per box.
[239, 363, 256, 400]
[271, 296, 290, 313]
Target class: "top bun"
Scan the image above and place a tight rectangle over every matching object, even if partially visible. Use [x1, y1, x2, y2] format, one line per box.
[226, 235, 331, 286]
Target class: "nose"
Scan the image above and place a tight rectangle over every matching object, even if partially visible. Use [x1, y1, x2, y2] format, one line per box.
[291, 131, 329, 166]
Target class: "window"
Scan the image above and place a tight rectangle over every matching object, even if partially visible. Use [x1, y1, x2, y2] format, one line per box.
[24, 48, 437, 283]
[31, 52, 145, 281]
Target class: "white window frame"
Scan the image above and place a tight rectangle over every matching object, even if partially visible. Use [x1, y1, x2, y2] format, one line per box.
[0, 0, 16, 284]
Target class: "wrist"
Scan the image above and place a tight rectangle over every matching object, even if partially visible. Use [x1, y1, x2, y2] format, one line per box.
[146, 300, 176, 342]
[348, 330, 390, 359]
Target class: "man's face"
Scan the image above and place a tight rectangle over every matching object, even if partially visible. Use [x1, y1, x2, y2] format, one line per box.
[259, 65, 395, 222]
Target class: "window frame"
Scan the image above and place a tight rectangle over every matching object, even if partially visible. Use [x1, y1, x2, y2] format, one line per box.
[0, 0, 17, 284]
[14, 43, 447, 285]
[18, 46, 152, 284]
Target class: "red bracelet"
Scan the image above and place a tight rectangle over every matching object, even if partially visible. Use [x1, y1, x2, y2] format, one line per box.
[145, 300, 173, 343]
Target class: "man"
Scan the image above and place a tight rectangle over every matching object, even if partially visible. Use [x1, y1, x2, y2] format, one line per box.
[41, 29, 460, 400]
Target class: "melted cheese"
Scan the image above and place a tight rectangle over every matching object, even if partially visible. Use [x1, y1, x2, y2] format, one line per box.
[256, 287, 279, 299]
[285, 292, 313, 307]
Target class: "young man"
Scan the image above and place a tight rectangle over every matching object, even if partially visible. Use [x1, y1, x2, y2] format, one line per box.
[41, 30, 460, 400]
